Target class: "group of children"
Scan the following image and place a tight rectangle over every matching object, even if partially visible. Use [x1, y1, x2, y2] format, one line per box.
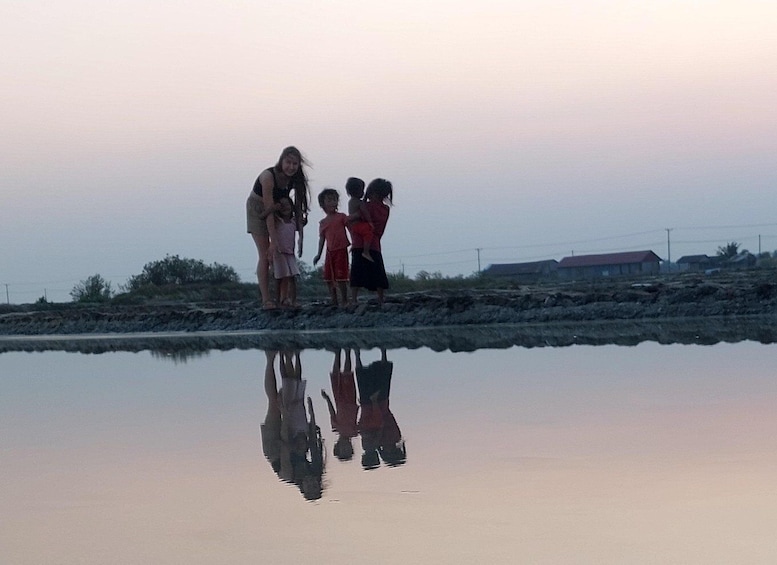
[266, 176, 393, 308]
[321, 348, 406, 470]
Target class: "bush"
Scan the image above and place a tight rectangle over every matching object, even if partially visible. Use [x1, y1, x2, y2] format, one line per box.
[71, 274, 113, 303]
[123, 255, 240, 291]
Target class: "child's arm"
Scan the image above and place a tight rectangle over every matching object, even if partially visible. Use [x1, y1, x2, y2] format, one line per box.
[321, 389, 337, 420]
[313, 234, 325, 265]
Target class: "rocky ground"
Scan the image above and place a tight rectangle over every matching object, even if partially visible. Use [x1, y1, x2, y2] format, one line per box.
[1, 270, 776, 352]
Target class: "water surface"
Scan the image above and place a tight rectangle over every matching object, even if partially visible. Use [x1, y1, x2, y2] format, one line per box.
[2, 342, 777, 564]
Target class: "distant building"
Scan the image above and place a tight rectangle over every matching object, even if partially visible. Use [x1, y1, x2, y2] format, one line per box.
[557, 250, 662, 280]
[482, 260, 558, 283]
[676, 254, 714, 272]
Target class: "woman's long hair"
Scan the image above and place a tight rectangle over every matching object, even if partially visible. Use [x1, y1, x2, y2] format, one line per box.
[274, 146, 311, 215]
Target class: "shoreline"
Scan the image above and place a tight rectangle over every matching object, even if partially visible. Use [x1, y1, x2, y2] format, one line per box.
[2, 316, 776, 354]
[2, 272, 776, 352]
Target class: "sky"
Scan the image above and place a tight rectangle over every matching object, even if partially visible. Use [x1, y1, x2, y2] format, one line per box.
[2, 0, 776, 303]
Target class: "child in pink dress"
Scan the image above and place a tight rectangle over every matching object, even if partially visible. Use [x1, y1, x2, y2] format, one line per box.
[271, 196, 302, 308]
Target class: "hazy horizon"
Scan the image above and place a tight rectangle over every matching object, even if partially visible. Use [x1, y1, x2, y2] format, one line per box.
[2, 1, 776, 303]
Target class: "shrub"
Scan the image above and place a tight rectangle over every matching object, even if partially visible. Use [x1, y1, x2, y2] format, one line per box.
[71, 274, 113, 303]
[124, 255, 240, 291]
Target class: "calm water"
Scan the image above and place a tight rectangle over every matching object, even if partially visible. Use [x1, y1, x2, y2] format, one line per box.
[2, 342, 777, 564]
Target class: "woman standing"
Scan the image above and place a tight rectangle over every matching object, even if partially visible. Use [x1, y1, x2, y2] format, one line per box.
[246, 147, 310, 309]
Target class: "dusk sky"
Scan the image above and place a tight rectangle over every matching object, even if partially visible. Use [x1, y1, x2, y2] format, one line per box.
[2, 1, 776, 303]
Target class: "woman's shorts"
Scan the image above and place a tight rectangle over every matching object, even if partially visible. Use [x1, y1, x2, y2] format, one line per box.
[246, 191, 268, 236]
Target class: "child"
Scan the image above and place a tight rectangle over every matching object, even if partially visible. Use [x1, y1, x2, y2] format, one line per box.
[270, 196, 302, 308]
[350, 178, 393, 306]
[345, 177, 374, 263]
[321, 348, 358, 461]
[313, 188, 350, 306]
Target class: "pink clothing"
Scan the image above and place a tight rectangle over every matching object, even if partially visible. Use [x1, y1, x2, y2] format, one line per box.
[275, 219, 297, 255]
[272, 220, 300, 279]
[351, 202, 389, 252]
[318, 212, 350, 251]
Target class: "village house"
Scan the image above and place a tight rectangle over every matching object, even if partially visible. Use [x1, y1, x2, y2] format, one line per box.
[482, 260, 558, 283]
[557, 250, 662, 280]
[676, 254, 715, 272]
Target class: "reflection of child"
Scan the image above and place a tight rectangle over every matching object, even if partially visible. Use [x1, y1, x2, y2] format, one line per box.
[313, 188, 350, 306]
[345, 177, 374, 263]
[321, 348, 358, 461]
[270, 196, 302, 308]
[356, 348, 406, 470]
[275, 350, 323, 501]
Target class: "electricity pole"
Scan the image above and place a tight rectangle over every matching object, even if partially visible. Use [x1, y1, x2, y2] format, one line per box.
[665, 228, 673, 272]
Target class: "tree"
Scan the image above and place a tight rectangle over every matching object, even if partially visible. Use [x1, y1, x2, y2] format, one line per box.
[124, 255, 240, 291]
[716, 241, 740, 258]
[71, 274, 113, 302]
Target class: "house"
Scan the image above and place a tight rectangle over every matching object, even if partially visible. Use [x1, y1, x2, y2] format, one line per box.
[482, 260, 558, 283]
[676, 254, 714, 272]
[557, 250, 662, 280]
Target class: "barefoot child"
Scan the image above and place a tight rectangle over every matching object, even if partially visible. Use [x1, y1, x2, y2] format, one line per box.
[271, 196, 302, 308]
[345, 177, 374, 263]
[313, 188, 350, 306]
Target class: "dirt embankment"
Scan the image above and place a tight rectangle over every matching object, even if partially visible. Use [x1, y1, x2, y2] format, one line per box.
[1, 270, 776, 352]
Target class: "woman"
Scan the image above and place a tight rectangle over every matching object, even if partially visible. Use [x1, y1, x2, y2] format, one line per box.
[349, 178, 393, 306]
[246, 147, 310, 309]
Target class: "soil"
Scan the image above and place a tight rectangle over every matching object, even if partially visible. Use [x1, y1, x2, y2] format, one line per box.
[1, 270, 776, 353]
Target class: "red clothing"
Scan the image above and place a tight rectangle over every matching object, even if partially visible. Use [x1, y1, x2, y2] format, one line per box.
[348, 221, 373, 245]
[319, 212, 350, 251]
[323, 248, 349, 282]
[329, 371, 358, 438]
[351, 201, 389, 252]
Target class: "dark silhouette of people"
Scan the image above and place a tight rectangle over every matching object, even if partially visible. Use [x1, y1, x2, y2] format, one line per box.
[321, 348, 359, 461]
[260, 350, 324, 500]
[355, 347, 406, 470]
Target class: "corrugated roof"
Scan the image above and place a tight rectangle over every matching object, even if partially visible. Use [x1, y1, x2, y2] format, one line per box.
[676, 255, 710, 264]
[483, 260, 558, 276]
[558, 250, 661, 268]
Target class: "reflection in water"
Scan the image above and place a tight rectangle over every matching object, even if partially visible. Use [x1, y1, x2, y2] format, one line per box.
[148, 348, 211, 363]
[356, 348, 406, 470]
[321, 348, 358, 462]
[261, 347, 406, 498]
[260, 350, 324, 501]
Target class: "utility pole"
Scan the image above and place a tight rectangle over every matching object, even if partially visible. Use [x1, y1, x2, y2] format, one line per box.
[476, 248, 481, 273]
[665, 228, 673, 272]
[759, 234, 762, 255]
[5, 284, 9, 305]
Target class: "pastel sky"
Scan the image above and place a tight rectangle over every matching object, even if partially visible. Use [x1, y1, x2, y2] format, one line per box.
[2, 1, 776, 302]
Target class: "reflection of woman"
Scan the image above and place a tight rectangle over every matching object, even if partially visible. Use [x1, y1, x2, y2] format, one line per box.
[247, 147, 311, 309]
[321, 348, 358, 461]
[355, 348, 406, 470]
[259, 350, 324, 500]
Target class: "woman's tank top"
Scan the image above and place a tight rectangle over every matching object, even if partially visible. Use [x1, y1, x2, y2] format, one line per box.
[253, 168, 293, 202]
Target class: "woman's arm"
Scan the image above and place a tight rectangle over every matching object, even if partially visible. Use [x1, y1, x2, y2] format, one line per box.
[259, 170, 278, 244]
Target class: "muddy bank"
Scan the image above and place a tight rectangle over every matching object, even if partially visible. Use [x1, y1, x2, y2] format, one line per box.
[1, 317, 776, 355]
[1, 272, 776, 352]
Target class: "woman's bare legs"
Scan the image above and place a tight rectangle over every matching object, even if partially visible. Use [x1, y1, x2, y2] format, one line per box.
[251, 232, 273, 306]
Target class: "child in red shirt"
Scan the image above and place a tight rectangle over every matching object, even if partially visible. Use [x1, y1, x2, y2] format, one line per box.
[345, 177, 375, 263]
[313, 188, 350, 306]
